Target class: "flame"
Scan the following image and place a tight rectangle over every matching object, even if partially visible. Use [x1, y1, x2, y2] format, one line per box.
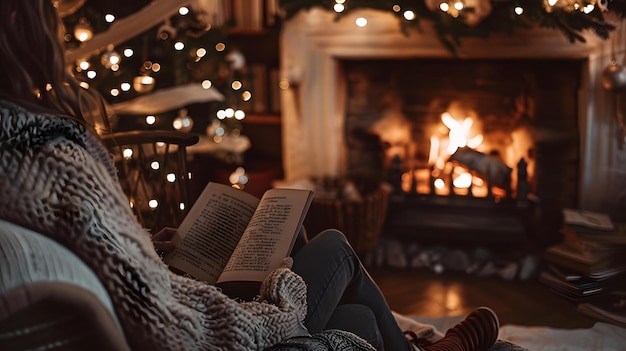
[441, 112, 483, 155]
[453, 172, 472, 188]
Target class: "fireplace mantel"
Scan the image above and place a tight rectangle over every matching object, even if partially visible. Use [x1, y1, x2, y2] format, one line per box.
[279, 8, 626, 213]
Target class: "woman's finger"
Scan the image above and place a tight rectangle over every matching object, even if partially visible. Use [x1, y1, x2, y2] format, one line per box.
[153, 227, 177, 241]
[280, 257, 293, 269]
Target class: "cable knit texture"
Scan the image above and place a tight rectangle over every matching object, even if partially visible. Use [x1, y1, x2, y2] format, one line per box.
[0, 99, 371, 351]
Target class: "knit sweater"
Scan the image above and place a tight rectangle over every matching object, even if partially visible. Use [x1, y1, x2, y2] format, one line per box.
[0, 99, 373, 351]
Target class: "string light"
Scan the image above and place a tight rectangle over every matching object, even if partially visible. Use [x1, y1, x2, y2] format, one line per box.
[78, 60, 90, 70]
[101, 47, 121, 69]
[225, 108, 235, 118]
[172, 109, 194, 132]
[229, 167, 248, 189]
[123, 148, 133, 159]
[234, 110, 246, 120]
[64, 3, 253, 161]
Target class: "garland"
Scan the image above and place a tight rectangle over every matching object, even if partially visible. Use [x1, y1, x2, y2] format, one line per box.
[278, 0, 626, 53]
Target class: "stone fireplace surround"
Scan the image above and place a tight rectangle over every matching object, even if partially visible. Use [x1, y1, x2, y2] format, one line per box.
[279, 8, 626, 215]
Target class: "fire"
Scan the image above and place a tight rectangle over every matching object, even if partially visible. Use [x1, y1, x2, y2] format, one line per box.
[441, 112, 483, 155]
[406, 106, 532, 198]
[425, 111, 487, 196]
[453, 172, 472, 188]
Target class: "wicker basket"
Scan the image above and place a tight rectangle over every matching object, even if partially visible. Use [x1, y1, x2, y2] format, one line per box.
[303, 180, 391, 254]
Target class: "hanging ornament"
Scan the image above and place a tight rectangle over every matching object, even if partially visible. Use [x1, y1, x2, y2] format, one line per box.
[157, 19, 177, 40]
[73, 17, 93, 42]
[602, 61, 626, 91]
[597, 0, 612, 12]
[133, 61, 156, 93]
[461, 0, 492, 26]
[602, 28, 626, 92]
[133, 75, 156, 94]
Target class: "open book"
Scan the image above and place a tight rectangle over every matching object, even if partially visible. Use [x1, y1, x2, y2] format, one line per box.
[164, 182, 313, 287]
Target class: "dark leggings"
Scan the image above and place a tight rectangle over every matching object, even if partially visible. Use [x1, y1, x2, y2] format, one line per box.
[292, 229, 408, 351]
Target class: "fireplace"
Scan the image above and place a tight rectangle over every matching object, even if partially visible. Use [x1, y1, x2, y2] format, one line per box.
[343, 58, 583, 205]
[279, 9, 626, 220]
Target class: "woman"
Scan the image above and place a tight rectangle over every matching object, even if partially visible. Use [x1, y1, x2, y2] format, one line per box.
[0, 1, 499, 350]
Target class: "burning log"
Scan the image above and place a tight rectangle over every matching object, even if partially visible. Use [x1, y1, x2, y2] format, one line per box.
[448, 147, 512, 197]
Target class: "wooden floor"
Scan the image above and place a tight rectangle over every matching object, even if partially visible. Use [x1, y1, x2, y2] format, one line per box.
[369, 268, 598, 329]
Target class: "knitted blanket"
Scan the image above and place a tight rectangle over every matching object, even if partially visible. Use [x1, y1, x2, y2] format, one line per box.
[0, 99, 373, 351]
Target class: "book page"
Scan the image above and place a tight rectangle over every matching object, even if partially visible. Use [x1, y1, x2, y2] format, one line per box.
[164, 182, 259, 284]
[217, 188, 313, 283]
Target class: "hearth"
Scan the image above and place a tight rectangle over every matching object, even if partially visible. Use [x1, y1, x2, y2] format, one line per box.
[339, 57, 587, 245]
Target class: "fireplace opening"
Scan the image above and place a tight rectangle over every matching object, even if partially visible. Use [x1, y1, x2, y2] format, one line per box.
[345, 58, 582, 205]
[344, 58, 584, 245]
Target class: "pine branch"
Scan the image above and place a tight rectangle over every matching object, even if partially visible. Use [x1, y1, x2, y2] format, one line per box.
[277, 0, 624, 53]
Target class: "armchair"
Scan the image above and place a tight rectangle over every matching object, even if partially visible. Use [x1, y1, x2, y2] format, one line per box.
[0, 220, 381, 350]
[101, 130, 199, 232]
[0, 219, 130, 351]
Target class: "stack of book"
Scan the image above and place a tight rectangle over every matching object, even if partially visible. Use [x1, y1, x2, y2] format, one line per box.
[577, 290, 626, 328]
[540, 209, 626, 301]
[540, 209, 626, 327]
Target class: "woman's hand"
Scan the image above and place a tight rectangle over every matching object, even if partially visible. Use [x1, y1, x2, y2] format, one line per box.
[152, 227, 177, 257]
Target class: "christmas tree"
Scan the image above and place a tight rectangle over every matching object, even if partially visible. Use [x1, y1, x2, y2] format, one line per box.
[60, 0, 254, 167]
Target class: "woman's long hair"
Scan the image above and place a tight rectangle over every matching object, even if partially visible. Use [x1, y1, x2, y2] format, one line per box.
[0, 0, 111, 133]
